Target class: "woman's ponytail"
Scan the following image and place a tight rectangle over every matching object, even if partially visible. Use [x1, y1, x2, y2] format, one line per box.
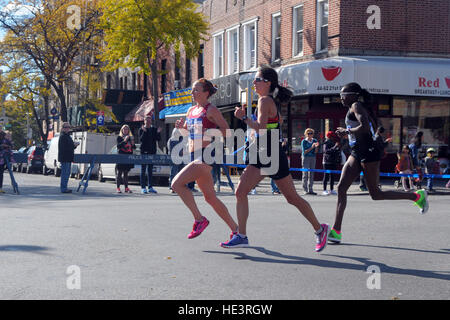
[274, 84, 293, 105]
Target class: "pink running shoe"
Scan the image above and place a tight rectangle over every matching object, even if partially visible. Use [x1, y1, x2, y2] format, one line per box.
[315, 224, 329, 252]
[187, 217, 210, 239]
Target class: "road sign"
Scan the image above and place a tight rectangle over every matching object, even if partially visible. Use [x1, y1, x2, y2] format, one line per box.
[97, 111, 105, 126]
[50, 107, 57, 115]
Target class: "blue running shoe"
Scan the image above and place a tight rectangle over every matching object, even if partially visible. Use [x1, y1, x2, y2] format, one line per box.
[220, 234, 249, 248]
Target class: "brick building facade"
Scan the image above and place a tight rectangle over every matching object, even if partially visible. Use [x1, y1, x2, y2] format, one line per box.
[102, 0, 449, 176]
[181, 0, 449, 175]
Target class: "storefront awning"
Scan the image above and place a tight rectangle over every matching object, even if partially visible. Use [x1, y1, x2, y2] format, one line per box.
[125, 98, 165, 122]
[159, 103, 192, 120]
[275, 56, 450, 97]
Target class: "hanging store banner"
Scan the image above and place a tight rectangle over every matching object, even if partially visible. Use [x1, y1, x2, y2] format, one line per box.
[276, 56, 450, 97]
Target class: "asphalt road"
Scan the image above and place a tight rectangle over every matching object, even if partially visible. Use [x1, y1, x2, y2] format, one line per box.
[0, 172, 449, 300]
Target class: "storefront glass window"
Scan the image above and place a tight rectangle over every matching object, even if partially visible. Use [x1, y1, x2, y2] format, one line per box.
[290, 99, 308, 116]
[393, 97, 450, 154]
[291, 118, 308, 153]
[378, 117, 402, 153]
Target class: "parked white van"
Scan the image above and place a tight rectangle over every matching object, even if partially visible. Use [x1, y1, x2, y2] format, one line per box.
[71, 132, 117, 178]
[44, 132, 117, 178]
[44, 135, 62, 176]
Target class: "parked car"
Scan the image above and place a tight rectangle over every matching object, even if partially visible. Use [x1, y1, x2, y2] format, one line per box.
[12, 146, 29, 172]
[97, 144, 170, 186]
[22, 146, 45, 174]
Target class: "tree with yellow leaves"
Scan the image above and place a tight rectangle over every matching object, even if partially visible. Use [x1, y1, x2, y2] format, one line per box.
[0, 0, 102, 122]
[98, 0, 209, 125]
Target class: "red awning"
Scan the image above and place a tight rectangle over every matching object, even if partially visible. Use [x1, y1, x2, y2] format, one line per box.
[124, 98, 165, 122]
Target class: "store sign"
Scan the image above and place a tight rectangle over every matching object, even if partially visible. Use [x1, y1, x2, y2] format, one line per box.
[277, 57, 450, 98]
[278, 58, 354, 95]
[210, 73, 240, 107]
[163, 88, 192, 107]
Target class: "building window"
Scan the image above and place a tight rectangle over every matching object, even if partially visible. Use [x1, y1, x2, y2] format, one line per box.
[174, 53, 181, 82]
[213, 32, 224, 78]
[393, 97, 450, 155]
[243, 18, 258, 70]
[292, 5, 304, 57]
[185, 58, 191, 88]
[174, 53, 181, 90]
[106, 74, 112, 89]
[198, 44, 204, 79]
[137, 73, 141, 90]
[132, 73, 136, 90]
[271, 13, 281, 62]
[161, 59, 167, 94]
[227, 26, 239, 74]
[316, 0, 328, 52]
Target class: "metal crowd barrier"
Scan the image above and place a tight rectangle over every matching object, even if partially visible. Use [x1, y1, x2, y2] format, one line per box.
[4, 153, 448, 195]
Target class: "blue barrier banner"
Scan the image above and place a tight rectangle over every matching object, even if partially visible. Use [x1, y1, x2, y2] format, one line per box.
[12, 152, 449, 179]
[222, 163, 450, 179]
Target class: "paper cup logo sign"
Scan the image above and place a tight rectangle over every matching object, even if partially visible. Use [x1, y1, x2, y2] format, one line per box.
[321, 66, 342, 81]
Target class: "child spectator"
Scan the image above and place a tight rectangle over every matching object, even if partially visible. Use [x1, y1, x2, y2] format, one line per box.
[424, 148, 439, 192]
[397, 145, 414, 192]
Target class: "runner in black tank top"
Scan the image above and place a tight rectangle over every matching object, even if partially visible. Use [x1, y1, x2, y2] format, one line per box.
[221, 65, 330, 252]
[329, 82, 429, 245]
[249, 95, 290, 180]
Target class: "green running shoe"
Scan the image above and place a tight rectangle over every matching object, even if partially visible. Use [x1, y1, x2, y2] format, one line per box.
[328, 228, 342, 244]
[414, 189, 429, 214]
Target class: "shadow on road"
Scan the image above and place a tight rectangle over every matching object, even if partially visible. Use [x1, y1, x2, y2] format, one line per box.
[0, 244, 53, 255]
[204, 245, 450, 281]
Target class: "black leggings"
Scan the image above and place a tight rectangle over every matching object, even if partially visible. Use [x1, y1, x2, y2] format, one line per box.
[322, 163, 337, 191]
[116, 169, 130, 188]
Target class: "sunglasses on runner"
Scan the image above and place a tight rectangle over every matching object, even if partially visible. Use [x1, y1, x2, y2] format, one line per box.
[340, 92, 359, 98]
[254, 77, 269, 83]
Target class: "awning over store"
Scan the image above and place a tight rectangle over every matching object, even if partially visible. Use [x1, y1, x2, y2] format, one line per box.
[124, 98, 165, 122]
[276, 56, 450, 97]
[160, 88, 192, 121]
[159, 103, 192, 120]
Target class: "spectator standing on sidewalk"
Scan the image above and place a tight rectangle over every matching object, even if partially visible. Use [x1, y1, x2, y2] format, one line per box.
[0, 130, 14, 194]
[301, 128, 319, 195]
[409, 131, 423, 169]
[397, 145, 414, 192]
[322, 131, 341, 195]
[424, 148, 438, 192]
[139, 115, 161, 194]
[58, 123, 79, 194]
[116, 124, 135, 194]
